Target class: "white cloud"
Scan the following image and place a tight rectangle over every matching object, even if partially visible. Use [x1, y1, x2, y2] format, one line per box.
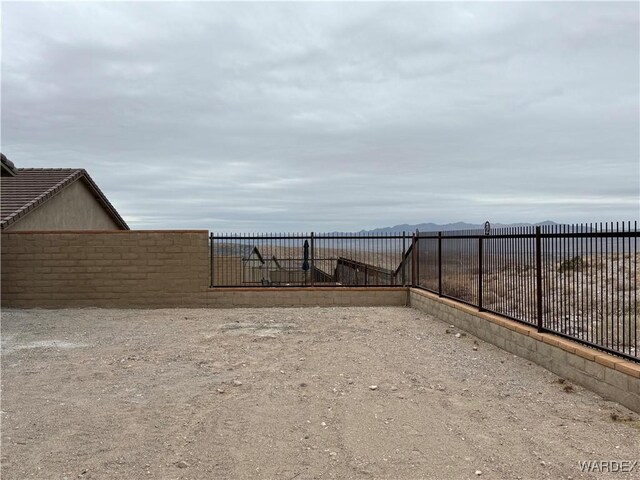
[2, 2, 638, 231]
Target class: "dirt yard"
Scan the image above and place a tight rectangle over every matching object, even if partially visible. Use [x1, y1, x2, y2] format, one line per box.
[1, 307, 639, 480]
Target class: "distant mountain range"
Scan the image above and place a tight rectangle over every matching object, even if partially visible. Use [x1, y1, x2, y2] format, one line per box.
[355, 221, 558, 234]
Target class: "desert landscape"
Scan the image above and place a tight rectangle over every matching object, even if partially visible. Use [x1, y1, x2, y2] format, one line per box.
[2, 307, 639, 479]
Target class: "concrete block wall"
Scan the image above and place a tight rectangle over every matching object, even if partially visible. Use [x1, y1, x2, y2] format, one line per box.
[0, 231, 407, 309]
[409, 288, 640, 413]
[1, 230, 209, 308]
[208, 287, 408, 308]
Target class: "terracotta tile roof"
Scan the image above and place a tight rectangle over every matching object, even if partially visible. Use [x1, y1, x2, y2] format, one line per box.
[1, 167, 129, 230]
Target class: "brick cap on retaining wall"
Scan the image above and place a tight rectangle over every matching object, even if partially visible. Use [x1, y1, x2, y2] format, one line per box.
[409, 287, 640, 379]
[209, 286, 407, 293]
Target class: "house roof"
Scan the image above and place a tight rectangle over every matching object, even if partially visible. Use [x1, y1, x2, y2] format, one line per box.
[1, 159, 129, 230]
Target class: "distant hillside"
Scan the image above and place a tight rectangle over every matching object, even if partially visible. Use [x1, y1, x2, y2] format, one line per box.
[356, 221, 558, 234]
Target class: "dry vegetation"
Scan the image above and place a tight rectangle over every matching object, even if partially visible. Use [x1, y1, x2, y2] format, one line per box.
[428, 254, 639, 358]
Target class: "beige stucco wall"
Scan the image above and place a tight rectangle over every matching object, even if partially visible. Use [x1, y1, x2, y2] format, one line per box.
[6, 179, 121, 231]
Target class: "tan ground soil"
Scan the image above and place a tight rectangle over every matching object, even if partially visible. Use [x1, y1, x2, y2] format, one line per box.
[1, 307, 639, 480]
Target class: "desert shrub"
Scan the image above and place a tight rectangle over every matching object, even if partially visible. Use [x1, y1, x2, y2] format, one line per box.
[442, 277, 475, 302]
[589, 300, 639, 353]
[514, 264, 535, 274]
[558, 256, 584, 273]
[484, 277, 505, 297]
[483, 291, 499, 305]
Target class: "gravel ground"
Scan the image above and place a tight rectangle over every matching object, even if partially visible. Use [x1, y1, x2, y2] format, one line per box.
[1, 307, 639, 480]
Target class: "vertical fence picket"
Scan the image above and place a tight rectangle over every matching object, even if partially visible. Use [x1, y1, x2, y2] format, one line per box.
[401, 231, 406, 287]
[310, 232, 315, 287]
[411, 233, 417, 287]
[438, 232, 442, 296]
[536, 226, 543, 332]
[478, 235, 484, 312]
[210, 232, 214, 288]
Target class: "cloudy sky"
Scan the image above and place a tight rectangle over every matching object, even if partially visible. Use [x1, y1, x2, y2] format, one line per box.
[2, 2, 638, 231]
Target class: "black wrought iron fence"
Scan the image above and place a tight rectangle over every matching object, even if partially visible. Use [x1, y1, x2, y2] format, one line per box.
[209, 232, 410, 288]
[416, 222, 639, 361]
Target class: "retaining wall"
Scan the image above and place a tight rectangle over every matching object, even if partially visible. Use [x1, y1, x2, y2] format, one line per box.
[409, 288, 640, 413]
[208, 287, 407, 308]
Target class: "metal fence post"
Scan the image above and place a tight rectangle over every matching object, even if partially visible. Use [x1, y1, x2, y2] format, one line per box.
[210, 232, 214, 288]
[415, 229, 420, 287]
[411, 233, 417, 287]
[401, 231, 406, 287]
[310, 232, 315, 287]
[535, 226, 543, 332]
[478, 235, 483, 311]
[438, 231, 442, 296]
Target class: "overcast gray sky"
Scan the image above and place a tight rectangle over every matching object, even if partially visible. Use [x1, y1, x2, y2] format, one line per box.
[2, 2, 638, 231]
